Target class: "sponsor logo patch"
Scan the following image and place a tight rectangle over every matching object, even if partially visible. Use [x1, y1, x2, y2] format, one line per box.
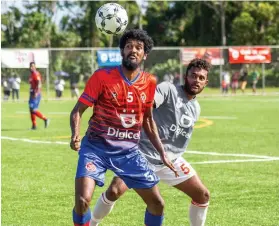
[85, 162, 96, 172]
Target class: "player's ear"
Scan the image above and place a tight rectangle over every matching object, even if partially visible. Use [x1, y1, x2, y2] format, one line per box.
[204, 75, 209, 87]
[120, 49, 124, 57]
[143, 54, 147, 60]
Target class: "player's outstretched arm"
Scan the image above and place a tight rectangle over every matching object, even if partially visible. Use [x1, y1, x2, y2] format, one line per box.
[70, 101, 89, 151]
[142, 107, 178, 177]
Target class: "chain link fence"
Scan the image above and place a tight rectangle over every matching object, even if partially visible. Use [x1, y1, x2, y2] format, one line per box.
[1, 46, 279, 99]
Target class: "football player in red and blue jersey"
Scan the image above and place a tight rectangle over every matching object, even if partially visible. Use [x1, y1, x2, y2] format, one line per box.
[70, 29, 177, 226]
[29, 62, 49, 130]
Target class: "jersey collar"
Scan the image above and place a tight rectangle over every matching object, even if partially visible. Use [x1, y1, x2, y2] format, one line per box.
[118, 66, 141, 86]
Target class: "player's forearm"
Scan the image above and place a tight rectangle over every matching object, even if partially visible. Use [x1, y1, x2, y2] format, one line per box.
[70, 108, 82, 137]
[142, 117, 165, 156]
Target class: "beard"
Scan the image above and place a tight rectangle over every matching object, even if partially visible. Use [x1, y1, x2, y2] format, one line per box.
[122, 55, 143, 71]
[184, 79, 204, 96]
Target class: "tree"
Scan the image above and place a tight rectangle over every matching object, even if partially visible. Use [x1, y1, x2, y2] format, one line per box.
[231, 2, 279, 45]
[1, 6, 23, 47]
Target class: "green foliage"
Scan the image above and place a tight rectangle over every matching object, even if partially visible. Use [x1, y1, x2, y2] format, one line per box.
[19, 12, 52, 47]
[149, 59, 180, 80]
[1, 1, 279, 87]
[2, 1, 279, 47]
[231, 2, 279, 45]
[231, 12, 256, 45]
[49, 50, 92, 83]
[51, 30, 82, 47]
[1, 6, 23, 46]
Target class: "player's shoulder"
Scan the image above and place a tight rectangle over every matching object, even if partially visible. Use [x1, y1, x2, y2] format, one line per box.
[94, 66, 119, 76]
[157, 81, 177, 93]
[192, 98, 200, 108]
[190, 98, 201, 116]
[142, 71, 157, 84]
[142, 71, 155, 79]
[90, 66, 119, 80]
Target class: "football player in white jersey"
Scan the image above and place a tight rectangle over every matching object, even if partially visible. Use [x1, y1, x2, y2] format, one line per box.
[91, 58, 211, 226]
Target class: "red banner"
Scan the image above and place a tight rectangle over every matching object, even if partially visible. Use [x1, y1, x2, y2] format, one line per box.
[229, 47, 271, 64]
[181, 48, 224, 65]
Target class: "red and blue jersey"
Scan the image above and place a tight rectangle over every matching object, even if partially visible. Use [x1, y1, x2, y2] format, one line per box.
[29, 70, 42, 94]
[79, 66, 156, 155]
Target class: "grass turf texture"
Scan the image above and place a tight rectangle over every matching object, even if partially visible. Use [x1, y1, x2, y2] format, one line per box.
[2, 95, 279, 226]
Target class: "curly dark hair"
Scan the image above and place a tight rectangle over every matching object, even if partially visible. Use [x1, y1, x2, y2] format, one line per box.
[185, 58, 211, 77]
[29, 62, 35, 67]
[119, 29, 154, 54]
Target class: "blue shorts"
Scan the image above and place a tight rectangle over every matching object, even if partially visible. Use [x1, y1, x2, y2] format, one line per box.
[75, 136, 159, 189]
[29, 93, 41, 110]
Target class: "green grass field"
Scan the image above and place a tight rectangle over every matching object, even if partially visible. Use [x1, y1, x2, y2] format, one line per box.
[3, 83, 279, 100]
[2, 94, 279, 226]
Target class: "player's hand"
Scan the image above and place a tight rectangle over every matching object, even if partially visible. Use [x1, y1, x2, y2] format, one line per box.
[70, 135, 81, 151]
[31, 92, 38, 99]
[160, 153, 179, 177]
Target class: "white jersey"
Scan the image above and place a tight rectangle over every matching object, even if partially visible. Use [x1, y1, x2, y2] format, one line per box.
[12, 77, 21, 90]
[139, 82, 200, 165]
[54, 79, 65, 91]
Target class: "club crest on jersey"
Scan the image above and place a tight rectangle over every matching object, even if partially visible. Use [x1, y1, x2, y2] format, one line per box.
[85, 162, 96, 172]
[140, 92, 146, 103]
[119, 114, 136, 128]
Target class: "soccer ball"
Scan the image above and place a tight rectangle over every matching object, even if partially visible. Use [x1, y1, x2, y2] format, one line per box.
[95, 3, 128, 35]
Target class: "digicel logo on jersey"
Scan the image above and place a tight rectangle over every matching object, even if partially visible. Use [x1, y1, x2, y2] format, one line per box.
[107, 127, 140, 140]
[170, 124, 191, 138]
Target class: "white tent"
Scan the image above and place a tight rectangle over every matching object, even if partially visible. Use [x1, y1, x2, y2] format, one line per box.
[1, 49, 49, 68]
[1, 49, 50, 98]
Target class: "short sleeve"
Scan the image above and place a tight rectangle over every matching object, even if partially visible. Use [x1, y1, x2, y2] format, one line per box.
[145, 75, 157, 108]
[154, 82, 170, 108]
[79, 72, 102, 107]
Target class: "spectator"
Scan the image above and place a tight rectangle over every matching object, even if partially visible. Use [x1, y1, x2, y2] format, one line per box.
[239, 66, 248, 93]
[11, 74, 21, 101]
[221, 71, 230, 95]
[250, 68, 260, 94]
[173, 72, 181, 85]
[70, 73, 80, 99]
[163, 74, 171, 82]
[70, 81, 79, 99]
[54, 76, 65, 98]
[2, 76, 11, 101]
[231, 71, 240, 94]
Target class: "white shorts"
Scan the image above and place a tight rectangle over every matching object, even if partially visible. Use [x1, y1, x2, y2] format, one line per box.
[154, 157, 196, 186]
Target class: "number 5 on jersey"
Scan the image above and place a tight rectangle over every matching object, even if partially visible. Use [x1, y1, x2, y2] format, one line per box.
[127, 92, 133, 102]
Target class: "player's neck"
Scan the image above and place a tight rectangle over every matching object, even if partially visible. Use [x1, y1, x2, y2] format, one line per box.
[186, 93, 195, 100]
[182, 86, 196, 100]
[121, 65, 141, 81]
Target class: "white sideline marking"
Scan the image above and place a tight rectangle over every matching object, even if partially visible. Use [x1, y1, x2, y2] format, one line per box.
[199, 98, 279, 102]
[191, 158, 279, 165]
[1, 136, 68, 145]
[186, 150, 274, 159]
[16, 111, 69, 115]
[2, 136, 279, 164]
[201, 116, 238, 120]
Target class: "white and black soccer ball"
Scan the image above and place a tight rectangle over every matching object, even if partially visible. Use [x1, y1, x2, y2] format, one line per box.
[95, 3, 128, 35]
